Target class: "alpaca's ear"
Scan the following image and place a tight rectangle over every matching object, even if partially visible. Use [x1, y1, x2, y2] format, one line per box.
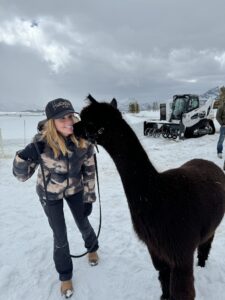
[110, 98, 117, 108]
[86, 94, 98, 104]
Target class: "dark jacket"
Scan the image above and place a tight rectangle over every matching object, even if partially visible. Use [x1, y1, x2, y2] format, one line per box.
[216, 103, 225, 126]
[13, 134, 96, 202]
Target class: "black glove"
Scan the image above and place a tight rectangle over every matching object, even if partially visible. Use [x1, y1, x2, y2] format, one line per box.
[18, 141, 45, 161]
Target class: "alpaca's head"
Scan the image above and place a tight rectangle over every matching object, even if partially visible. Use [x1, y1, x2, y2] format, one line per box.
[73, 94, 122, 144]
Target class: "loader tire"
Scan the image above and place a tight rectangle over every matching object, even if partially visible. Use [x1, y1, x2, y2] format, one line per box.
[208, 120, 215, 135]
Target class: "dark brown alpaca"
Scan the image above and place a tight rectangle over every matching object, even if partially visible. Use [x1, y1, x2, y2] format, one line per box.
[73, 95, 225, 300]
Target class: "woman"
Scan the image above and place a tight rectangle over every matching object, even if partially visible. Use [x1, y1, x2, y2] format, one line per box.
[13, 98, 99, 298]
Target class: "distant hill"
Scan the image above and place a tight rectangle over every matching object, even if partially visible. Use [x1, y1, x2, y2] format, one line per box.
[0, 87, 222, 112]
[118, 87, 221, 112]
[22, 109, 44, 113]
[0, 100, 41, 112]
[0, 111, 45, 116]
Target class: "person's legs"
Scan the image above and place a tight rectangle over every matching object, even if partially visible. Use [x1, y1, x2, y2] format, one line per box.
[83, 202, 93, 218]
[65, 191, 99, 253]
[217, 126, 225, 155]
[40, 198, 73, 281]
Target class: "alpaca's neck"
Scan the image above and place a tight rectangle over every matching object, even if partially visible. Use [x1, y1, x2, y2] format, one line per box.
[101, 119, 158, 200]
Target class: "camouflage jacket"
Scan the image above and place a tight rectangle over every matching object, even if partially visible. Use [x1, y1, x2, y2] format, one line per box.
[216, 103, 225, 126]
[13, 134, 96, 202]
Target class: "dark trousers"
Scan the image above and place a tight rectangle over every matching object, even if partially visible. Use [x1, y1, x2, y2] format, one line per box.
[40, 191, 99, 281]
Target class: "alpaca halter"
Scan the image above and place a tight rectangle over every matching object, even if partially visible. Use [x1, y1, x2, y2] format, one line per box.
[97, 127, 104, 135]
[85, 126, 105, 143]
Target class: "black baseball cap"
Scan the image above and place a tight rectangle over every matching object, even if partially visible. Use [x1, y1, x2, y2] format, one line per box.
[45, 98, 75, 120]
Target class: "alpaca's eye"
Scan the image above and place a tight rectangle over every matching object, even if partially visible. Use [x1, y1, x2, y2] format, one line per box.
[86, 122, 97, 132]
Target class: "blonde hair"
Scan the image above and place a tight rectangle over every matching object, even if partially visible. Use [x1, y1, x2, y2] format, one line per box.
[42, 116, 87, 158]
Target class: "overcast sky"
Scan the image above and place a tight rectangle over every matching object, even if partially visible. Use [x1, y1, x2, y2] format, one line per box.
[0, 0, 225, 111]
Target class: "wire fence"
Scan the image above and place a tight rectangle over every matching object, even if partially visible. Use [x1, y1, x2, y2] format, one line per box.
[0, 114, 45, 159]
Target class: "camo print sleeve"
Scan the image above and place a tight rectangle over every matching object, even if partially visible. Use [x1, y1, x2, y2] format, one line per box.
[12, 152, 38, 182]
[82, 144, 96, 203]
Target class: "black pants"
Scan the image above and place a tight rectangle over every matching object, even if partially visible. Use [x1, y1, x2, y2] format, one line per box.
[40, 191, 99, 281]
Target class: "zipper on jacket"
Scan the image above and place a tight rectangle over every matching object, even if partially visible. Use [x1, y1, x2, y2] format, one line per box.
[63, 153, 70, 198]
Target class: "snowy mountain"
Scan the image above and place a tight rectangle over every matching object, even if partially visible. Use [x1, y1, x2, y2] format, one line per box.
[118, 87, 221, 112]
[199, 86, 220, 100]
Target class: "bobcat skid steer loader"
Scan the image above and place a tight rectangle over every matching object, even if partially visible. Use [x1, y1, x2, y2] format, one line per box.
[144, 94, 215, 139]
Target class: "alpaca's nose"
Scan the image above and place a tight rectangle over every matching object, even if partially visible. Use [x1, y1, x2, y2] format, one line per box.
[73, 122, 90, 140]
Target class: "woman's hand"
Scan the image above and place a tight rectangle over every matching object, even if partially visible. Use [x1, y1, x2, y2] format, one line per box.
[18, 141, 45, 161]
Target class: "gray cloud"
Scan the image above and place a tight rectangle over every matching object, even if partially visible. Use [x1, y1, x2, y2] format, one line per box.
[0, 0, 225, 111]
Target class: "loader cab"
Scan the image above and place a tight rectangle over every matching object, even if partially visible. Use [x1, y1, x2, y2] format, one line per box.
[170, 94, 199, 121]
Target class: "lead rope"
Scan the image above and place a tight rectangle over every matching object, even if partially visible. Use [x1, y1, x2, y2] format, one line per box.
[70, 148, 102, 258]
[34, 141, 102, 258]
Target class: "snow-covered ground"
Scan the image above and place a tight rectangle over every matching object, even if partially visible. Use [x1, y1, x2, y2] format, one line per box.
[0, 111, 225, 300]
